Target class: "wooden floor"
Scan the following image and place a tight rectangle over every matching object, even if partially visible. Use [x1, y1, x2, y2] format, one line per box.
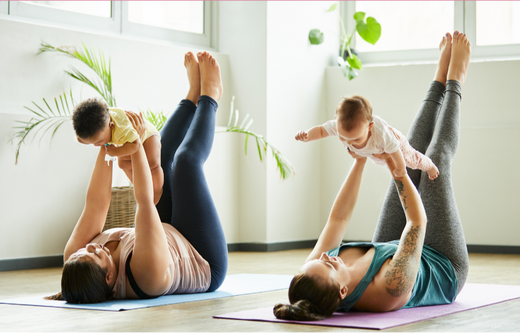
[1, 250, 519, 332]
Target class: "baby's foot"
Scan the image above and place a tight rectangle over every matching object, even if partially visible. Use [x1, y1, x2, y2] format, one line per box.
[427, 165, 439, 180]
[197, 51, 223, 101]
[184, 51, 200, 105]
[447, 31, 471, 86]
[434, 33, 452, 85]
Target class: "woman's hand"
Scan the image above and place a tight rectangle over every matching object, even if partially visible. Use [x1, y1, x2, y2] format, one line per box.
[126, 111, 146, 138]
[348, 148, 367, 162]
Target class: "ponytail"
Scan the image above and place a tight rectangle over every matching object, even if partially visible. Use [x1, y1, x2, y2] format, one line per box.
[274, 300, 327, 321]
[44, 291, 64, 301]
[273, 272, 341, 321]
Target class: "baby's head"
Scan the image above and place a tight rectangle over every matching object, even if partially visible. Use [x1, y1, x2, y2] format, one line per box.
[335, 95, 374, 146]
[72, 98, 113, 146]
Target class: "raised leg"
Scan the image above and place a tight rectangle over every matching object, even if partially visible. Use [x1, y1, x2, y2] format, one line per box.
[420, 31, 471, 294]
[372, 33, 452, 243]
[168, 52, 227, 292]
[155, 52, 200, 222]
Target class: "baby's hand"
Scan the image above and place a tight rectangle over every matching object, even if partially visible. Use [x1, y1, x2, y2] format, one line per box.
[295, 130, 309, 142]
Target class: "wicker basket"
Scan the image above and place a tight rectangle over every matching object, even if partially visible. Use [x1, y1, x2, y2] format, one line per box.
[103, 186, 136, 231]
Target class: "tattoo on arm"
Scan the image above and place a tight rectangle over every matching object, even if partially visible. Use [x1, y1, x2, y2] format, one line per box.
[384, 225, 422, 297]
[394, 179, 408, 211]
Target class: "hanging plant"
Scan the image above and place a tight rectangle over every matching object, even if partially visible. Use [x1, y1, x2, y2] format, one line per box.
[309, 3, 381, 80]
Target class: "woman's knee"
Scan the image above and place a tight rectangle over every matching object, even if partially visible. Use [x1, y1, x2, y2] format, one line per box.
[172, 147, 201, 170]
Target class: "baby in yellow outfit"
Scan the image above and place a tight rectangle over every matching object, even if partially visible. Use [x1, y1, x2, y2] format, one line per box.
[72, 98, 163, 204]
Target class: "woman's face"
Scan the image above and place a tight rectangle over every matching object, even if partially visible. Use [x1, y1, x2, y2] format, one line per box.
[300, 253, 349, 297]
[69, 243, 117, 285]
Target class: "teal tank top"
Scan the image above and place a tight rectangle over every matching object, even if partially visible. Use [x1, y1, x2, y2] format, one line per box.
[327, 240, 458, 312]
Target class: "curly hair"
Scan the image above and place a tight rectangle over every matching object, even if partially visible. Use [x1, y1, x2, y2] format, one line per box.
[72, 98, 110, 139]
[336, 95, 373, 132]
[61, 256, 113, 304]
[273, 272, 341, 321]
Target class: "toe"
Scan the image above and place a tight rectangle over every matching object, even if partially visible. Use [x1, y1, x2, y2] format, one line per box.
[446, 32, 452, 44]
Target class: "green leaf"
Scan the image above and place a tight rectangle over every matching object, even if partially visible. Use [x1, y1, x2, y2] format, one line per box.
[256, 138, 263, 162]
[327, 3, 337, 12]
[347, 54, 362, 70]
[309, 29, 325, 45]
[356, 16, 381, 45]
[245, 133, 249, 155]
[347, 66, 358, 81]
[353, 11, 365, 22]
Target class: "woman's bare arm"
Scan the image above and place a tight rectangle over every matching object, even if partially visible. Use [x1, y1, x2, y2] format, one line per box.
[126, 113, 172, 296]
[374, 153, 427, 298]
[306, 156, 367, 262]
[64, 147, 112, 261]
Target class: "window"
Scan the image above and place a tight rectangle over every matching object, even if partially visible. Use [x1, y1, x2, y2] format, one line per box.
[354, 1, 454, 52]
[122, 1, 213, 47]
[476, 1, 520, 46]
[5, 1, 214, 48]
[343, 1, 520, 64]
[128, 1, 203, 34]
[0, 1, 9, 15]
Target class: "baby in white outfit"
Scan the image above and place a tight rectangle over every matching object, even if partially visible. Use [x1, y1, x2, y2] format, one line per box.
[295, 95, 439, 180]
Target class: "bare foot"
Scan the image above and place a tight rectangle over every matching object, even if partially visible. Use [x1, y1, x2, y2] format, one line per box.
[447, 31, 471, 86]
[197, 51, 223, 101]
[434, 33, 452, 85]
[184, 51, 200, 105]
[427, 165, 439, 180]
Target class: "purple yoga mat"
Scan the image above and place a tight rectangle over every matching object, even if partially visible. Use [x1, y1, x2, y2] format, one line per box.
[214, 283, 520, 330]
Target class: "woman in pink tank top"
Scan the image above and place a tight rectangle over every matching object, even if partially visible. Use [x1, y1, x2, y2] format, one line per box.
[48, 52, 228, 303]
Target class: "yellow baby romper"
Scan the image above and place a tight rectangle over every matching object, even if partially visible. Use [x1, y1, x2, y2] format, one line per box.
[107, 107, 160, 146]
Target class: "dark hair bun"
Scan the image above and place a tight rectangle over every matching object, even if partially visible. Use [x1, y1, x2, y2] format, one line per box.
[273, 300, 325, 321]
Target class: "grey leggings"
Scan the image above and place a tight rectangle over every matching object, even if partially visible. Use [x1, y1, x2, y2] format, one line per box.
[372, 80, 469, 295]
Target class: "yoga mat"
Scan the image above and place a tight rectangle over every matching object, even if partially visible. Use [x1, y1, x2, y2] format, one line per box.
[214, 283, 520, 330]
[0, 274, 292, 312]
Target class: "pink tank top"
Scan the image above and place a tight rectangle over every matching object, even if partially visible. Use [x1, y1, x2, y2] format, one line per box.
[91, 223, 211, 298]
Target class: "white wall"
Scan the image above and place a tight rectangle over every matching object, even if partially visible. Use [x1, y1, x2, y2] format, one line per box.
[218, 1, 268, 243]
[322, 60, 520, 246]
[0, 17, 238, 260]
[218, 1, 339, 244]
[265, 1, 339, 242]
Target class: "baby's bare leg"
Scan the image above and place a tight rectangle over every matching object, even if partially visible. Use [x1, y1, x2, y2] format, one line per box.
[118, 155, 133, 183]
[143, 135, 164, 205]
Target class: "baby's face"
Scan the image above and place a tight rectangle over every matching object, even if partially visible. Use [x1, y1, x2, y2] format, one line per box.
[337, 120, 372, 147]
[77, 123, 113, 147]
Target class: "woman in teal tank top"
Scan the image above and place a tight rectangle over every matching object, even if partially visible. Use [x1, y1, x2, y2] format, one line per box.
[274, 32, 471, 321]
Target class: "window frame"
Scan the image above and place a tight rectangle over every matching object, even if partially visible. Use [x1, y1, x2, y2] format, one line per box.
[344, 1, 520, 65]
[5, 1, 214, 49]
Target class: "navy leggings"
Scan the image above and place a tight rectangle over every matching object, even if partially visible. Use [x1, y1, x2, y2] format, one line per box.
[155, 96, 228, 292]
